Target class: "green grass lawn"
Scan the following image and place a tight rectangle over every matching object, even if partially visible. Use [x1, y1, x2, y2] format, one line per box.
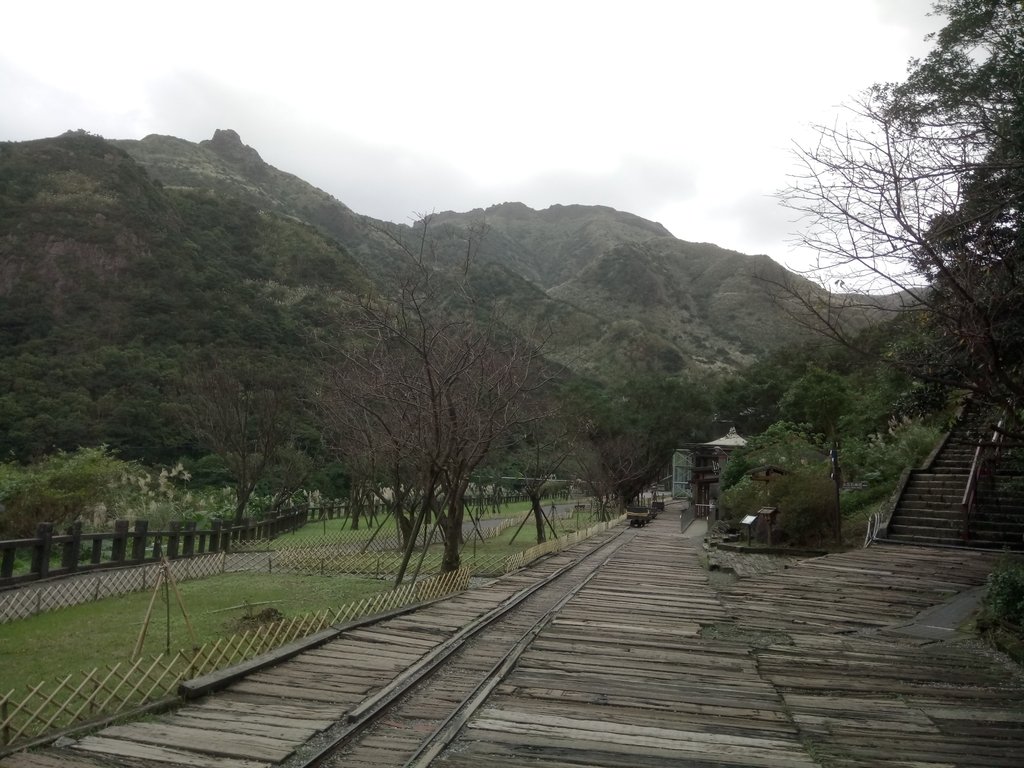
[1, 500, 603, 696]
[275, 499, 543, 544]
[0, 572, 388, 694]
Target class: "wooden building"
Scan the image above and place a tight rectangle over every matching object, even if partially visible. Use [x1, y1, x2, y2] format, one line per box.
[674, 427, 747, 519]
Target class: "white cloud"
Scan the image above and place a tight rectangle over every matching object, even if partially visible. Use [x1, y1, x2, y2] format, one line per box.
[2, 0, 945, 272]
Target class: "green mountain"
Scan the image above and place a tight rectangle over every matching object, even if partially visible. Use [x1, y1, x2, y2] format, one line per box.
[1, 128, 888, 463]
[118, 131, 884, 374]
[0, 131, 367, 462]
[112, 129, 398, 273]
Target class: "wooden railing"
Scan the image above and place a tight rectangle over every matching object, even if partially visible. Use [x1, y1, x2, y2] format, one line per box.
[0, 505, 336, 588]
[961, 419, 1003, 543]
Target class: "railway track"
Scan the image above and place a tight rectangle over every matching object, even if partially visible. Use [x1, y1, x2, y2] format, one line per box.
[285, 526, 632, 767]
[7, 517, 1024, 768]
[2, 523, 633, 768]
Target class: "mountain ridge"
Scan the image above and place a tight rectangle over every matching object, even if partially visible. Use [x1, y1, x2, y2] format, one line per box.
[0, 128, 894, 461]
[106, 129, 886, 376]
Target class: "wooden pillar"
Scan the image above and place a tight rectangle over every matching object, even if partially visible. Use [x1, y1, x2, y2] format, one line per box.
[111, 520, 129, 564]
[131, 520, 149, 562]
[167, 521, 181, 559]
[183, 521, 196, 557]
[62, 521, 83, 572]
[32, 522, 54, 578]
[1, 544, 15, 579]
[209, 519, 222, 553]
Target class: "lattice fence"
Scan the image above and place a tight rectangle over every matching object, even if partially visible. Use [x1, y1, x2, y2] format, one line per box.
[234, 513, 518, 556]
[0, 554, 227, 624]
[0, 512, 619, 748]
[504, 516, 625, 573]
[0, 567, 469, 750]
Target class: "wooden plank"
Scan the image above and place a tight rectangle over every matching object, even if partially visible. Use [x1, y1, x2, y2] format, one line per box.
[95, 722, 294, 762]
[72, 736, 271, 768]
[0, 752, 112, 768]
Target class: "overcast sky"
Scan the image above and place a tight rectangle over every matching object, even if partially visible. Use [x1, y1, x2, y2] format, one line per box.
[2, 1, 944, 272]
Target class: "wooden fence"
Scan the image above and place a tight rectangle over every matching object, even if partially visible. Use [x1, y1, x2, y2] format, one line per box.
[0, 567, 470, 751]
[0, 505, 340, 589]
[0, 496, 569, 589]
[0, 514, 530, 623]
[0, 553, 231, 623]
[0, 510, 620, 751]
[504, 515, 625, 572]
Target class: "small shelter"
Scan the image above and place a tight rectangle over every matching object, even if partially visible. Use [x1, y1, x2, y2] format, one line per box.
[686, 427, 747, 519]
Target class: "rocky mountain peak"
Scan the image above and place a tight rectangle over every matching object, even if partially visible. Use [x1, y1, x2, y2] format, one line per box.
[201, 129, 265, 169]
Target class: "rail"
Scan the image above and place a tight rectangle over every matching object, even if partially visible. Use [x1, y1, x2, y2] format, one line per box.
[960, 418, 1003, 543]
[288, 523, 631, 768]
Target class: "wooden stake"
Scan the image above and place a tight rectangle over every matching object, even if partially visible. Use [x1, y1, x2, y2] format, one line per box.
[132, 567, 164, 661]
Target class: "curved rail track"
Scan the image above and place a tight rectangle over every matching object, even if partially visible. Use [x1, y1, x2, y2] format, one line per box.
[2, 523, 635, 768]
[291, 524, 631, 768]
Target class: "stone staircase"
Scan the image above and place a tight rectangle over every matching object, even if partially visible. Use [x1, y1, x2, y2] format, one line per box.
[885, 402, 1024, 550]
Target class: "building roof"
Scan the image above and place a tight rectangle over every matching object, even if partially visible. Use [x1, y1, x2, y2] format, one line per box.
[705, 426, 747, 448]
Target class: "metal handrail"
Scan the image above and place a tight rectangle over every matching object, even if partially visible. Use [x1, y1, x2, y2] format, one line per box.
[961, 418, 1004, 542]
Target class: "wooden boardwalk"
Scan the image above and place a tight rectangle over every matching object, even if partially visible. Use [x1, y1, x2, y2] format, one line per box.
[434, 532, 1024, 767]
[4, 515, 1024, 767]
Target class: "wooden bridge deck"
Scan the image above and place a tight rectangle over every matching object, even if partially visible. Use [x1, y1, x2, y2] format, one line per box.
[434, 533, 1024, 767]
[4, 517, 1024, 767]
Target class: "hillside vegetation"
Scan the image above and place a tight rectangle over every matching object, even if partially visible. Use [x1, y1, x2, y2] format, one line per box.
[0, 131, 366, 463]
[0, 127, 937, 555]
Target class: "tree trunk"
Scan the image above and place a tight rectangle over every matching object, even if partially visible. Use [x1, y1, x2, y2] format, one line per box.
[529, 492, 547, 544]
[440, 486, 466, 573]
[233, 484, 252, 525]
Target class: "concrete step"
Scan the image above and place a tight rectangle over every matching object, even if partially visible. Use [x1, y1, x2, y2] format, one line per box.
[886, 531, 964, 547]
[970, 522, 1024, 538]
[963, 532, 1024, 550]
[905, 495, 966, 507]
[891, 518, 961, 533]
[931, 460, 972, 470]
[975, 502, 1024, 516]
[909, 471, 969, 481]
[904, 480, 968, 493]
[894, 507, 961, 522]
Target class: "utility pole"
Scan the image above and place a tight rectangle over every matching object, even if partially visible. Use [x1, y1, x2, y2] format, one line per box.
[830, 444, 842, 545]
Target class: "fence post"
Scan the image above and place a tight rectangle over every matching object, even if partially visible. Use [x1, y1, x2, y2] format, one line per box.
[132, 520, 149, 562]
[62, 521, 83, 572]
[32, 522, 54, 579]
[111, 520, 129, 564]
[183, 521, 196, 557]
[1, 544, 14, 579]
[167, 521, 181, 559]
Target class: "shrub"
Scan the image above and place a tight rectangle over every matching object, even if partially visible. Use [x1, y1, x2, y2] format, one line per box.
[770, 467, 835, 546]
[719, 463, 835, 547]
[985, 559, 1024, 627]
[0, 447, 136, 537]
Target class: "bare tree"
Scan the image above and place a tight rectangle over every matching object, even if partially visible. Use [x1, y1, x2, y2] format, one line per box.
[776, 0, 1024, 432]
[179, 357, 299, 524]
[320, 215, 552, 579]
[569, 376, 710, 516]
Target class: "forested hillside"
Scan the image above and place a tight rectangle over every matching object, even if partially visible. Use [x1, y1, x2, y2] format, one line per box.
[0, 131, 366, 463]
